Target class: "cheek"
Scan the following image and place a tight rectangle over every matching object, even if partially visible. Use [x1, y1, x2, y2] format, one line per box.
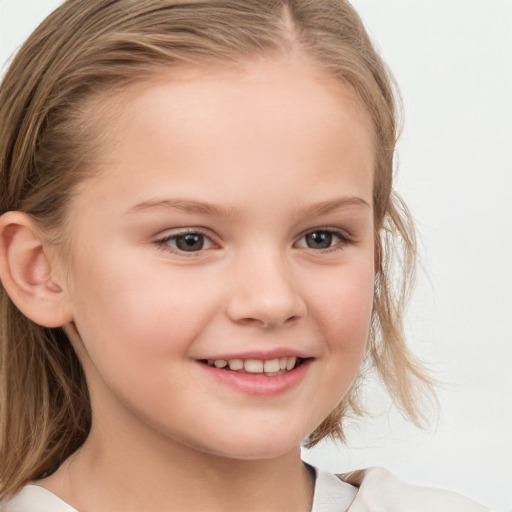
[67, 252, 219, 369]
[67, 265, 223, 422]
[307, 261, 374, 357]
[295, 261, 374, 431]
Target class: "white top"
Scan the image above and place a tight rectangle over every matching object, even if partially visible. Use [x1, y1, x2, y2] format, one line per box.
[1, 466, 491, 512]
[1, 465, 356, 512]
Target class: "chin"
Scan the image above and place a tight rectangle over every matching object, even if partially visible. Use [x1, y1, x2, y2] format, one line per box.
[191, 431, 304, 461]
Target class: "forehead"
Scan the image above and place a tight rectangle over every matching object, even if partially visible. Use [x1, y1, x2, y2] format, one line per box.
[72, 56, 375, 216]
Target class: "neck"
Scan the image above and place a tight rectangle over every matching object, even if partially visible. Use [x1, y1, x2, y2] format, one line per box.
[40, 422, 314, 512]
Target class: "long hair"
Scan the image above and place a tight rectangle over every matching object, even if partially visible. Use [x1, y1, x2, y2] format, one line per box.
[0, 0, 434, 496]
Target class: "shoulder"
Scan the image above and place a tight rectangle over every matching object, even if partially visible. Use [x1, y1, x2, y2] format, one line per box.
[339, 467, 493, 512]
[0, 485, 77, 512]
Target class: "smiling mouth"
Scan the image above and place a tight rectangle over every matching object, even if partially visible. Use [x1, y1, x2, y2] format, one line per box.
[199, 357, 305, 376]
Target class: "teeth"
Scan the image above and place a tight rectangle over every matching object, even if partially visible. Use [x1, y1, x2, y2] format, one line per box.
[228, 359, 244, 370]
[244, 359, 264, 373]
[263, 358, 280, 373]
[286, 357, 297, 371]
[208, 356, 300, 374]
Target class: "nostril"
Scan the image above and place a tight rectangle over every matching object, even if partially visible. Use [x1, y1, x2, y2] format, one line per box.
[237, 317, 269, 327]
[280, 315, 302, 327]
[225, 290, 307, 328]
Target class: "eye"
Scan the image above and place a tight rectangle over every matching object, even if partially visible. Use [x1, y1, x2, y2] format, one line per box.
[295, 229, 350, 251]
[155, 230, 214, 253]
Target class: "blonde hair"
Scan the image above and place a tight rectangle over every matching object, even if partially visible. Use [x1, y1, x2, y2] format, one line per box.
[0, 0, 434, 496]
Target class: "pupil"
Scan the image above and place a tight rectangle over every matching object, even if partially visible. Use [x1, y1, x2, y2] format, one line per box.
[306, 232, 332, 249]
[176, 234, 204, 252]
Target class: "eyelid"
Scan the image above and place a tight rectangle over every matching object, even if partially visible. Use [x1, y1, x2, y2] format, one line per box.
[153, 227, 219, 254]
[294, 227, 354, 251]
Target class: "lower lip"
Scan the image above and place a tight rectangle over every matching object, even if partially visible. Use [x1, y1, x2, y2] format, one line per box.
[197, 359, 312, 396]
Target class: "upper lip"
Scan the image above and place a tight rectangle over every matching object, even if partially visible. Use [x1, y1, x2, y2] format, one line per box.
[195, 348, 314, 361]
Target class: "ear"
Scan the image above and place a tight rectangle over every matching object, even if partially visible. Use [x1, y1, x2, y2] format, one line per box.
[0, 211, 73, 327]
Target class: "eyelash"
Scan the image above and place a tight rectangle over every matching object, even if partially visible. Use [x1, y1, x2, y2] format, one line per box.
[154, 228, 215, 255]
[153, 227, 353, 255]
[295, 228, 353, 253]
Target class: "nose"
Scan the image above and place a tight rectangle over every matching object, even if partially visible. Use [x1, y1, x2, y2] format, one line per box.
[225, 248, 307, 328]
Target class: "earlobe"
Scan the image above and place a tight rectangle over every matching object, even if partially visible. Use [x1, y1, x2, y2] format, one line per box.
[0, 211, 73, 328]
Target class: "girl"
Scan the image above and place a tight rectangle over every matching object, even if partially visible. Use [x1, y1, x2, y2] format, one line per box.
[0, 1, 494, 510]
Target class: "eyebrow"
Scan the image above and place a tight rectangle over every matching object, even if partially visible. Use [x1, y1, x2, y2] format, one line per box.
[126, 198, 241, 218]
[293, 196, 370, 217]
[126, 196, 370, 218]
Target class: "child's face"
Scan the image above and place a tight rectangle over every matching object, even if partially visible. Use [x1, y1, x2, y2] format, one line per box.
[61, 56, 375, 460]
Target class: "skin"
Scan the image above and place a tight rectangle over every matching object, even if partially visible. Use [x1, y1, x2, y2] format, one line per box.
[36, 55, 376, 511]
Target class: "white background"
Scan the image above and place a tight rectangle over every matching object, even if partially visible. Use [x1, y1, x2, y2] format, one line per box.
[1, 1, 511, 511]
